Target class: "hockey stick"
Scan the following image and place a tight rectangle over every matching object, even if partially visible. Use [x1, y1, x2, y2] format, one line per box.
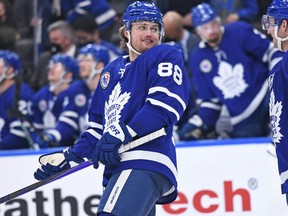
[0, 127, 167, 204]
[8, 75, 40, 150]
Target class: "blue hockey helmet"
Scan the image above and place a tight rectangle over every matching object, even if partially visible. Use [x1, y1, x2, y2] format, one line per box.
[262, 0, 288, 30]
[78, 44, 110, 66]
[191, 3, 218, 28]
[123, 1, 164, 34]
[49, 54, 79, 79]
[0, 50, 21, 74]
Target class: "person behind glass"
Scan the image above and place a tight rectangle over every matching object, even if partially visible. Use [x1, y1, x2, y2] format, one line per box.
[32, 54, 79, 148]
[162, 11, 200, 130]
[262, 0, 288, 205]
[183, 0, 259, 28]
[177, 3, 283, 140]
[62, 43, 110, 135]
[163, 11, 200, 70]
[31, 20, 78, 91]
[0, 0, 19, 50]
[33, 1, 189, 215]
[72, 15, 124, 62]
[38, 0, 117, 51]
[0, 50, 34, 150]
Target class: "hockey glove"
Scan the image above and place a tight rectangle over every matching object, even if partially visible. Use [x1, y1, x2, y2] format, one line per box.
[92, 121, 132, 169]
[177, 115, 206, 140]
[34, 147, 85, 180]
[35, 131, 58, 148]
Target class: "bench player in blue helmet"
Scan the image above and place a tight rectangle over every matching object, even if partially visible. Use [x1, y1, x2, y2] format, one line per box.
[0, 50, 34, 149]
[32, 54, 79, 148]
[33, 1, 189, 215]
[177, 3, 283, 140]
[61, 44, 110, 135]
[262, 0, 288, 204]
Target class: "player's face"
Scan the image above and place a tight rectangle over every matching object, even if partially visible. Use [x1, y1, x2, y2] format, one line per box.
[0, 58, 6, 83]
[78, 54, 95, 79]
[130, 21, 160, 52]
[0, 59, 6, 74]
[197, 19, 222, 46]
[48, 62, 65, 82]
[266, 17, 287, 50]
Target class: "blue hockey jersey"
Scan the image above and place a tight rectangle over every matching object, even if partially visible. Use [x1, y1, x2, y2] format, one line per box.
[269, 51, 288, 194]
[189, 21, 283, 131]
[60, 79, 93, 135]
[0, 83, 34, 149]
[32, 85, 77, 147]
[73, 44, 190, 203]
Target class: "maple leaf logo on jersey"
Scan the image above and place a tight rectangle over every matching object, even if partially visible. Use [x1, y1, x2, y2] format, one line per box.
[104, 82, 131, 131]
[269, 90, 283, 144]
[213, 62, 248, 99]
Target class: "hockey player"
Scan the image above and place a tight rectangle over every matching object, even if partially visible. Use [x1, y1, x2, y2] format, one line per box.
[177, 3, 283, 140]
[62, 43, 110, 134]
[262, 0, 288, 204]
[32, 54, 79, 148]
[34, 1, 189, 215]
[0, 50, 34, 149]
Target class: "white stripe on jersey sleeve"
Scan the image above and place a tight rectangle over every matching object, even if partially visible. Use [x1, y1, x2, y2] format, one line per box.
[58, 116, 79, 130]
[200, 101, 222, 110]
[148, 86, 187, 111]
[146, 98, 180, 121]
[89, 121, 103, 130]
[87, 128, 102, 140]
[10, 128, 26, 138]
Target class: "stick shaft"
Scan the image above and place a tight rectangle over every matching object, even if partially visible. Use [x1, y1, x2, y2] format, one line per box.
[0, 127, 166, 204]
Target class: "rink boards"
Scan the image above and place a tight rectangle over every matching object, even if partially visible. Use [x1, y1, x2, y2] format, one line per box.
[0, 138, 287, 216]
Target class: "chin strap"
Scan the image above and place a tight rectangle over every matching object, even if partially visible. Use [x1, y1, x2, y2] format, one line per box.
[126, 31, 142, 56]
[0, 66, 15, 83]
[49, 69, 72, 92]
[274, 26, 288, 51]
[49, 78, 72, 92]
[85, 62, 102, 83]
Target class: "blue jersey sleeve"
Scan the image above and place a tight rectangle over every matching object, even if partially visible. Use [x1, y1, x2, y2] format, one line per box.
[0, 83, 34, 149]
[56, 81, 90, 141]
[128, 45, 190, 137]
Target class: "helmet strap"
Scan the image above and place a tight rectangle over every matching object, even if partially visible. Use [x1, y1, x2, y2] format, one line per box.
[49, 70, 71, 92]
[86, 61, 102, 83]
[274, 26, 288, 51]
[0, 66, 9, 83]
[126, 31, 142, 56]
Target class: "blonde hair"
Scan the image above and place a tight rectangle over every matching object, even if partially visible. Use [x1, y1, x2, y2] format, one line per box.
[119, 26, 128, 51]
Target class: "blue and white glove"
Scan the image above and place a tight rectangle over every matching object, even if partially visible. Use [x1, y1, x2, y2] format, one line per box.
[35, 131, 58, 148]
[92, 121, 133, 168]
[177, 115, 206, 140]
[34, 147, 85, 180]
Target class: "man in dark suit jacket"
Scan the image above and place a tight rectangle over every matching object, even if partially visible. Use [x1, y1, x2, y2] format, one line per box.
[31, 20, 79, 91]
